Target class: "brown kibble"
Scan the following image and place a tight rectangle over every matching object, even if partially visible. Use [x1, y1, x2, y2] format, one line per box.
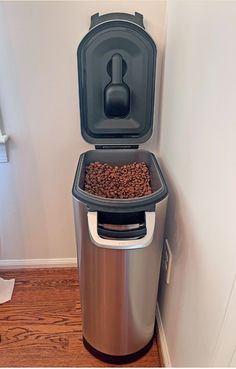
[84, 161, 152, 199]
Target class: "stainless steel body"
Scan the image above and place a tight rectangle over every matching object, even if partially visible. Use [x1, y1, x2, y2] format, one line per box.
[73, 12, 168, 361]
[73, 195, 168, 356]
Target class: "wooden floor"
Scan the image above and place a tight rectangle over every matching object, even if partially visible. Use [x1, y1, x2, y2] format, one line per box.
[0, 268, 163, 367]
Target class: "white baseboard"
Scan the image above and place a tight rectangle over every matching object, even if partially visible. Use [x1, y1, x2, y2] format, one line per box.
[0, 258, 77, 269]
[156, 304, 172, 367]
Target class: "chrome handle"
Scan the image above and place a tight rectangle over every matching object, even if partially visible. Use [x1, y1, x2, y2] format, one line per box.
[87, 211, 155, 250]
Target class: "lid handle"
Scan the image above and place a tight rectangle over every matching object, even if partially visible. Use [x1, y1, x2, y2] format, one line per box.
[87, 211, 155, 250]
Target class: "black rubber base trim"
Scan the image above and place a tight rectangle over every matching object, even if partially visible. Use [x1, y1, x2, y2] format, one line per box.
[83, 335, 154, 364]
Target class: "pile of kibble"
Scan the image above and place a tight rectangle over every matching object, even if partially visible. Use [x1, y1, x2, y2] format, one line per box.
[84, 161, 152, 199]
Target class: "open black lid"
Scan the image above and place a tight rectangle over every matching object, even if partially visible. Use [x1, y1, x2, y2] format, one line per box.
[77, 12, 157, 145]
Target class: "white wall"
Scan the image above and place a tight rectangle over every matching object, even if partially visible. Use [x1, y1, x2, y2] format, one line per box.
[158, 1, 236, 366]
[0, 1, 166, 261]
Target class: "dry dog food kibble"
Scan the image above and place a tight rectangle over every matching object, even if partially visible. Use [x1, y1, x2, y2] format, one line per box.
[84, 161, 152, 198]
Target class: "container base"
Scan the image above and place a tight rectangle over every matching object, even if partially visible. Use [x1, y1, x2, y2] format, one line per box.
[83, 335, 154, 364]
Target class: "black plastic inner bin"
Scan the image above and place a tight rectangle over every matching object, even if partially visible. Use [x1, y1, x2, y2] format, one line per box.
[72, 149, 168, 213]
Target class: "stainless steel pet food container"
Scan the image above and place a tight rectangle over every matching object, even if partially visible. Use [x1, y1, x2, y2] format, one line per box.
[72, 12, 168, 364]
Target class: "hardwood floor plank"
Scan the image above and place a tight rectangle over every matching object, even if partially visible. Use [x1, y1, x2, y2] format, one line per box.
[0, 268, 162, 367]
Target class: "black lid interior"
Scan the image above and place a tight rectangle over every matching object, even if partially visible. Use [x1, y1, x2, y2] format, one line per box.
[77, 12, 157, 145]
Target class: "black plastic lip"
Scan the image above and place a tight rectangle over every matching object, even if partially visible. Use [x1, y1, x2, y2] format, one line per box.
[83, 335, 154, 365]
[72, 150, 168, 213]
